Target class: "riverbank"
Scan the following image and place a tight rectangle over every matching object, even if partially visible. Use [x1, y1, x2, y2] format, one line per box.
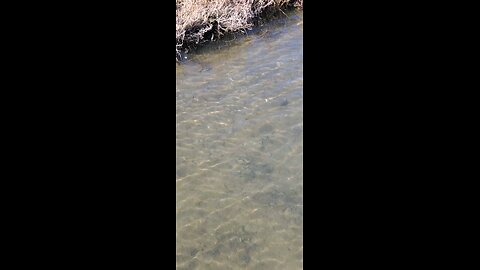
[176, 0, 303, 61]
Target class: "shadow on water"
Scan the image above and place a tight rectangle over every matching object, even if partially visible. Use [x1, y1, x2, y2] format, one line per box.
[176, 10, 303, 270]
[178, 10, 302, 64]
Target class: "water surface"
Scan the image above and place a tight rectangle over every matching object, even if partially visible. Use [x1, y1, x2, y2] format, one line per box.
[176, 11, 303, 270]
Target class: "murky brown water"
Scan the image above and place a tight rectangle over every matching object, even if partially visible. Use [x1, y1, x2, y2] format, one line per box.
[176, 11, 303, 270]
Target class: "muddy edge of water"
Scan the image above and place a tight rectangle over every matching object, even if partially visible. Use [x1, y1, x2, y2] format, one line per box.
[176, 0, 303, 61]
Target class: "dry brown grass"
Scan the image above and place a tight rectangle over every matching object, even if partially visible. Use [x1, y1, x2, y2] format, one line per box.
[176, 0, 303, 60]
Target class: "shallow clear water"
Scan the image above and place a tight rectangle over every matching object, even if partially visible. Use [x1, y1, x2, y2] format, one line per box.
[176, 11, 303, 270]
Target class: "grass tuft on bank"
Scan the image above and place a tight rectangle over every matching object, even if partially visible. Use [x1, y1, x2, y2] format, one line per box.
[176, 0, 303, 61]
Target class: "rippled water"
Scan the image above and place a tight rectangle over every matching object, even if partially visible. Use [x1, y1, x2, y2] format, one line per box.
[176, 11, 303, 270]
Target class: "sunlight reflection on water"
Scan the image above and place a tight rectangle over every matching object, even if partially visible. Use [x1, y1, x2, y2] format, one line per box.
[176, 11, 303, 270]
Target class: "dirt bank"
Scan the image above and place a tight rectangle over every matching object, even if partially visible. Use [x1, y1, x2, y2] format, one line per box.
[176, 0, 303, 61]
